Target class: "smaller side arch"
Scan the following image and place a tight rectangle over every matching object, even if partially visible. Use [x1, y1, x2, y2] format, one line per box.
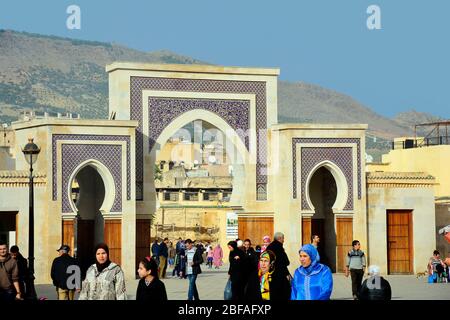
[67, 159, 116, 215]
[305, 160, 349, 211]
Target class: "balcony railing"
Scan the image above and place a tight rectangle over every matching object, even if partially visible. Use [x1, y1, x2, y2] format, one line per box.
[392, 136, 450, 150]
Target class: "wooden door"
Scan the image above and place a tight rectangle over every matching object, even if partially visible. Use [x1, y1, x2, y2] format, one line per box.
[136, 219, 151, 269]
[238, 217, 273, 246]
[302, 217, 311, 245]
[62, 220, 75, 255]
[302, 218, 325, 243]
[336, 218, 353, 273]
[77, 219, 95, 274]
[387, 210, 413, 274]
[105, 219, 122, 266]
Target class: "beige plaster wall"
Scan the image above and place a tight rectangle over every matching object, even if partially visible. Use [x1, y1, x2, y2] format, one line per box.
[0, 147, 15, 170]
[377, 146, 450, 199]
[367, 186, 436, 275]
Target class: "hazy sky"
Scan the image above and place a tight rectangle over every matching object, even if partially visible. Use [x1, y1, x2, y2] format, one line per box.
[1, 0, 449, 118]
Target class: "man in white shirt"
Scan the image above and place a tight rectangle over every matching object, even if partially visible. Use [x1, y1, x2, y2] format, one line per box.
[184, 239, 202, 300]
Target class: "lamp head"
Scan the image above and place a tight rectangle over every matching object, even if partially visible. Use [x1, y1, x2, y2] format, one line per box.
[22, 138, 41, 165]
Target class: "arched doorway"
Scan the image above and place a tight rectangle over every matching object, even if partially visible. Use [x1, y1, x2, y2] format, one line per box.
[135, 109, 252, 268]
[308, 166, 338, 272]
[71, 165, 106, 274]
[152, 118, 246, 240]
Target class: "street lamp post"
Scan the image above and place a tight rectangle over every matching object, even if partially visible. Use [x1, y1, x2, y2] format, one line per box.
[22, 138, 40, 300]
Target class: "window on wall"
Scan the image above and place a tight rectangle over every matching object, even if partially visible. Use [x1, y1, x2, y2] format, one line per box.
[203, 192, 218, 201]
[164, 192, 179, 201]
[184, 192, 199, 201]
[222, 192, 231, 202]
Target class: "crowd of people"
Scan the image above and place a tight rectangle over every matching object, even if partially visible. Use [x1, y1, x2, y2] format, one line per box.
[0, 236, 449, 301]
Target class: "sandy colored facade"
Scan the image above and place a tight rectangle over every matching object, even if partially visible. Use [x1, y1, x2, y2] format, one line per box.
[366, 172, 436, 274]
[0, 118, 137, 283]
[0, 62, 440, 284]
[367, 144, 450, 259]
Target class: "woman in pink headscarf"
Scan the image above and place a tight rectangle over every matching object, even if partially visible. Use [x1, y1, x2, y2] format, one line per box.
[261, 236, 271, 253]
[213, 244, 223, 269]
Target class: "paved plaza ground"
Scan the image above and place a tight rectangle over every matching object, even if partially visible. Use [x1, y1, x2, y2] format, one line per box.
[35, 263, 450, 300]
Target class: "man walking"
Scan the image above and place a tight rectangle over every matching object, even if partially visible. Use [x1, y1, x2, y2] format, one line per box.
[266, 232, 292, 300]
[9, 245, 29, 299]
[50, 245, 80, 300]
[184, 239, 202, 300]
[345, 240, 366, 300]
[0, 241, 21, 301]
[158, 238, 169, 278]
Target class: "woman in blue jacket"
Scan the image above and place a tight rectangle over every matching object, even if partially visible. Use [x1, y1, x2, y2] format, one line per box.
[291, 244, 333, 300]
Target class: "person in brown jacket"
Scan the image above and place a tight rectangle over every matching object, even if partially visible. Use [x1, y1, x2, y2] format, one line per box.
[0, 241, 21, 301]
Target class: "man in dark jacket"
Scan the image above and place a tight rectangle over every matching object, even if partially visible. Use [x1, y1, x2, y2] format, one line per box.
[158, 238, 169, 278]
[184, 239, 202, 300]
[359, 265, 391, 300]
[0, 242, 21, 301]
[265, 232, 292, 300]
[9, 245, 29, 299]
[151, 239, 160, 266]
[50, 245, 80, 300]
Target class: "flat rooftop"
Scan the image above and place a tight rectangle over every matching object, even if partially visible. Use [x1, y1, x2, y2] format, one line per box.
[106, 62, 280, 76]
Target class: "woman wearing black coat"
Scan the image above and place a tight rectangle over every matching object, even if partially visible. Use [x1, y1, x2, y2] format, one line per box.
[227, 241, 245, 300]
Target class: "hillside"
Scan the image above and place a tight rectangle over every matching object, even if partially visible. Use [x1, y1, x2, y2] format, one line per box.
[0, 29, 444, 160]
[0, 29, 205, 123]
[393, 110, 443, 130]
[277, 81, 414, 139]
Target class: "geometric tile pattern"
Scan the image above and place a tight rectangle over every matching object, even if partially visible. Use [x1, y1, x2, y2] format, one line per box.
[148, 97, 250, 152]
[292, 138, 362, 210]
[130, 76, 267, 200]
[256, 183, 268, 201]
[300, 147, 353, 210]
[61, 144, 122, 213]
[52, 134, 131, 201]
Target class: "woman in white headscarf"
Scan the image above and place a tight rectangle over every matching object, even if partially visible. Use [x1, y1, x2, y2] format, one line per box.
[359, 265, 391, 300]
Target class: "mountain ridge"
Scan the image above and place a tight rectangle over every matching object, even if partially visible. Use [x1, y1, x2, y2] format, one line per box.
[0, 29, 444, 159]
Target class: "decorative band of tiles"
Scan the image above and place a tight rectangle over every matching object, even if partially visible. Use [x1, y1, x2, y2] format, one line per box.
[292, 138, 362, 209]
[148, 97, 250, 152]
[52, 134, 131, 201]
[130, 76, 268, 199]
[61, 144, 122, 213]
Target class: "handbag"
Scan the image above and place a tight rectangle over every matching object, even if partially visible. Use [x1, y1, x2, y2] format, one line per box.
[224, 279, 232, 300]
